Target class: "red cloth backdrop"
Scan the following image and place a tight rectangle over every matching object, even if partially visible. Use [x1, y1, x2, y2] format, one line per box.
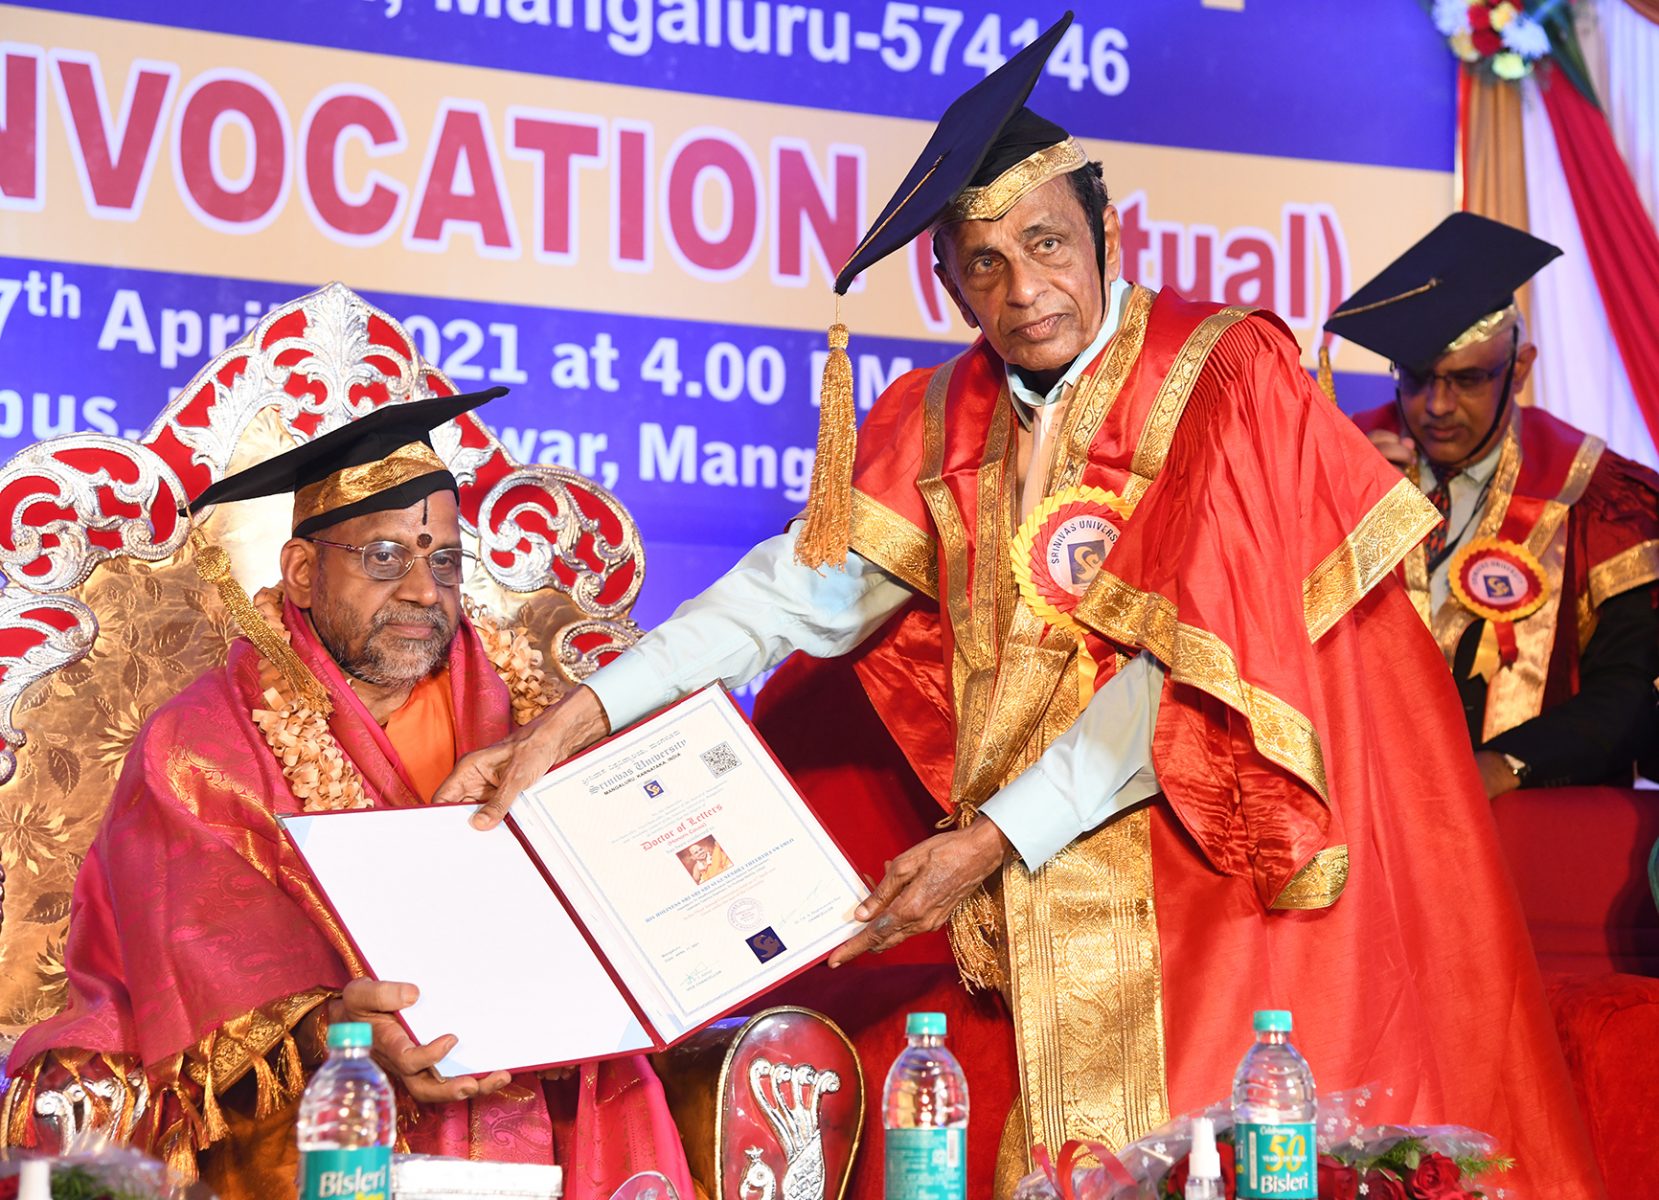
[1537, 69, 1659, 453]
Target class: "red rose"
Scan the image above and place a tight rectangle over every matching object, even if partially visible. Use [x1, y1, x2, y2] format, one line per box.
[1471, 27, 1503, 54]
[1468, 4, 1493, 30]
[1407, 1153, 1471, 1200]
[1166, 1140, 1237, 1198]
[1363, 1170, 1410, 1200]
[0, 1176, 18, 1200]
[1318, 1157, 1359, 1200]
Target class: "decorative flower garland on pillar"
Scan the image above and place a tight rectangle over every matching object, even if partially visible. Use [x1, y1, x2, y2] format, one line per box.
[246, 590, 556, 812]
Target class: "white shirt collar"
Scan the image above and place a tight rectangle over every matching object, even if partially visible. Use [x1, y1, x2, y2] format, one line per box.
[1007, 278, 1131, 427]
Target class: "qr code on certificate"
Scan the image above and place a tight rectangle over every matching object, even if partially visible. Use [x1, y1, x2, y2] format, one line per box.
[700, 742, 741, 777]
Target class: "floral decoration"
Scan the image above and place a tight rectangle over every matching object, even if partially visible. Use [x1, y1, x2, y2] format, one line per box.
[1423, 0, 1597, 96]
[1014, 1088, 1514, 1200]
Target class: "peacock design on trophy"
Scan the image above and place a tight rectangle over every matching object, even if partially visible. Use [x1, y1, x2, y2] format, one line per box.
[737, 1057, 842, 1200]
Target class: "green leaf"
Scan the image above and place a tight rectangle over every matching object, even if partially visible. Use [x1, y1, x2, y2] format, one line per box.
[1539, 7, 1600, 106]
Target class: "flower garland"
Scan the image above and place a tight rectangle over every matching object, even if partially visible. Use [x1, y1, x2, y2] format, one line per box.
[247, 591, 555, 812]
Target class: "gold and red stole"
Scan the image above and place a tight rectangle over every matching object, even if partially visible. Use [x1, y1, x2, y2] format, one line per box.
[845, 286, 1438, 1165]
[1353, 401, 1659, 738]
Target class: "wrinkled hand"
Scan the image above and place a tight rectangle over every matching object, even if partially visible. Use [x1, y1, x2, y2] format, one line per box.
[328, 979, 512, 1104]
[432, 686, 610, 829]
[1474, 749, 1523, 800]
[1368, 429, 1416, 472]
[828, 820, 1012, 966]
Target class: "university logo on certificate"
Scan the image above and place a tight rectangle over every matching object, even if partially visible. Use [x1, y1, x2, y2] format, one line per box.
[280, 687, 868, 1077]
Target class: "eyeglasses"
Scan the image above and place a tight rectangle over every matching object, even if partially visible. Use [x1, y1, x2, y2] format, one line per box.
[1395, 361, 1512, 398]
[306, 537, 474, 586]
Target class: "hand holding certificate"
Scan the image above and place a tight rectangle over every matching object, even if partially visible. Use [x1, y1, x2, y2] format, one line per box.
[281, 687, 868, 1078]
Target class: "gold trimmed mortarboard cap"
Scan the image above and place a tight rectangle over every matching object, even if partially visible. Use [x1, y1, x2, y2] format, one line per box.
[795, 11, 1079, 568]
[1323, 212, 1561, 374]
[189, 387, 505, 537]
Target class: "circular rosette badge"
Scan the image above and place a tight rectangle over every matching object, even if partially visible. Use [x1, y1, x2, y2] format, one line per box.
[1011, 486, 1135, 630]
[1449, 537, 1549, 623]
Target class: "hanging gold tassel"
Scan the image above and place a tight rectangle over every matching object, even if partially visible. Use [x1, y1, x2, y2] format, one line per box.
[946, 888, 1005, 991]
[159, 1117, 199, 1184]
[794, 317, 856, 569]
[99, 1054, 137, 1143]
[1316, 344, 1338, 405]
[249, 1053, 282, 1118]
[195, 1036, 229, 1145]
[279, 1029, 308, 1100]
[942, 805, 1006, 991]
[190, 530, 330, 713]
[170, 1082, 207, 1151]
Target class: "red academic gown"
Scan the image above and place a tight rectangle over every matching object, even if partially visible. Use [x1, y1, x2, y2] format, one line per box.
[759, 286, 1604, 1197]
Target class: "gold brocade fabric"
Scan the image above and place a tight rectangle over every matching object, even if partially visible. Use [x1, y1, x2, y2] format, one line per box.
[1303, 480, 1442, 642]
[941, 139, 1088, 223]
[1003, 810, 1169, 1161]
[0, 988, 330, 1183]
[849, 489, 939, 599]
[1588, 538, 1659, 608]
[290, 440, 447, 532]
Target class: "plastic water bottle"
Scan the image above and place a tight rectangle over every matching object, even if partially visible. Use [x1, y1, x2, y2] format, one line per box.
[1184, 1116, 1223, 1200]
[883, 1012, 968, 1199]
[1231, 1010, 1316, 1199]
[297, 1022, 395, 1200]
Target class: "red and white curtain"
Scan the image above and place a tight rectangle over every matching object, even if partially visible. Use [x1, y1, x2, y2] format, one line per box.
[1466, 0, 1659, 469]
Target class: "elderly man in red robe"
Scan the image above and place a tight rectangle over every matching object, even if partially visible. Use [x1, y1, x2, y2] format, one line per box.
[441, 18, 1605, 1198]
[1328, 213, 1659, 799]
[0, 391, 691, 1200]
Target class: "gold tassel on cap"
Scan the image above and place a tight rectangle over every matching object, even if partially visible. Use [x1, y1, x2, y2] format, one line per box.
[190, 529, 331, 713]
[794, 314, 856, 569]
[1317, 343, 1338, 404]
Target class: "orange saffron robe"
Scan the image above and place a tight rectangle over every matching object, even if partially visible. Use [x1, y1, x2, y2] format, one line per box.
[383, 668, 459, 803]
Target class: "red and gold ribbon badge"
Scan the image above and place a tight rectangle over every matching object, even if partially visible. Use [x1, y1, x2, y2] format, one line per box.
[1010, 486, 1136, 631]
[1449, 537, 1548, 668]
[1449, 537, 1549, 622]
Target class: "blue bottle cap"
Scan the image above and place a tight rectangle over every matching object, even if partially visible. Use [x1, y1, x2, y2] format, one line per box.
[906, 1012, 947, 1036]
[328, 1021, 373, 1050]
[1252, 1010, 1293, 1033]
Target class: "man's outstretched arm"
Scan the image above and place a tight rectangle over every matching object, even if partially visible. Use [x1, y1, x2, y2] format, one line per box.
[829, 653, 1166, 962]
[440, 523, 913, 826]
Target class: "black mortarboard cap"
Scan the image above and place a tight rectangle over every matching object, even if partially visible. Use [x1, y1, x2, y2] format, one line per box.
[1324, 212, 1561, 373]
[833, 12, 1075, 294]
[190, 386, 505, 537]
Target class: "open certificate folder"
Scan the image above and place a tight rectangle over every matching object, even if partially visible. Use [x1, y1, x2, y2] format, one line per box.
[280, 686, 868, 1078]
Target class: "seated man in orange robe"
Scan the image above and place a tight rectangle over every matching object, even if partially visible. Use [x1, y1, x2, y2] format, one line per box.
[0, 391, 691, 1200]
[437, 19, 1605, 1200]
[1330, 214, 1659, 798]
